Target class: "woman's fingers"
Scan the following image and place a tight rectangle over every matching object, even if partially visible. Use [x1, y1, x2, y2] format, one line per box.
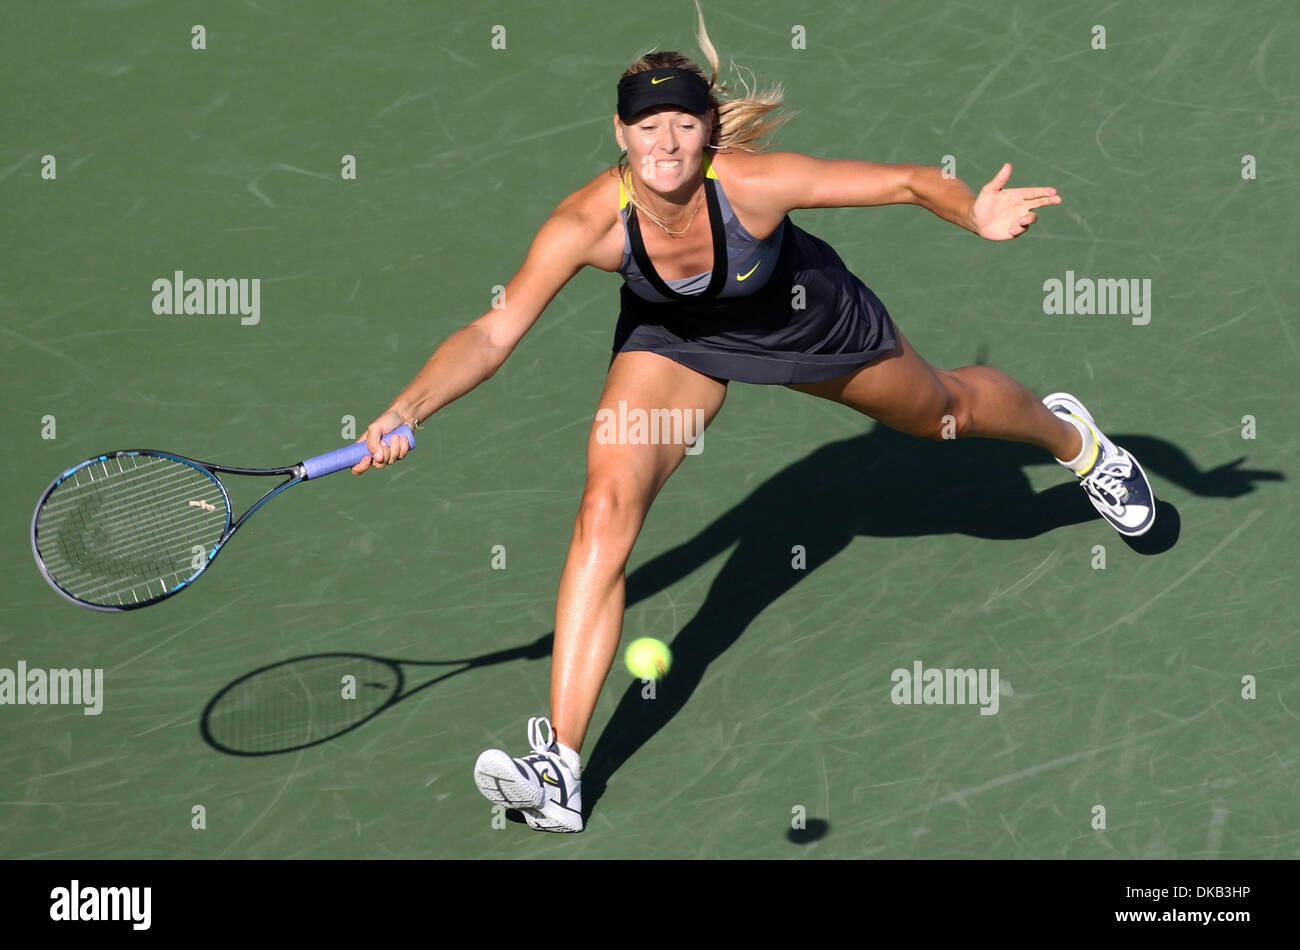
[359, 426, 388, 470]
[385, 433, 410, 462]
[369, 429, 411, 468]
[352, 419, 412, 473]
[983, 162, 1013, 193]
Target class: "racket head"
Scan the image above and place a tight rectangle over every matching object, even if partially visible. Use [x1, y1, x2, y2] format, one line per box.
[200, 653, 404, 755]
[31, 451, 232, 611]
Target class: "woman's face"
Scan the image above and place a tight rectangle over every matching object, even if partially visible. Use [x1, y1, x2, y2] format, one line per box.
[615, 106, 714, 194]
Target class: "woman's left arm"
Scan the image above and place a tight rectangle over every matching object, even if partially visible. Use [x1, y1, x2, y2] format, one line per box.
[911, 161, 1062, 241]
[760, 153, 1061, 241]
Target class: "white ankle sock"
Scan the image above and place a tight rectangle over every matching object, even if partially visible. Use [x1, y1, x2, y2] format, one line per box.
[1055, 412, 1098, 474]
[557, 741, 583, 775]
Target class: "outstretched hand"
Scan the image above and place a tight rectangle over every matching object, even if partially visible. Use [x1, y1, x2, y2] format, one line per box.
[971, 163, 1062, 240]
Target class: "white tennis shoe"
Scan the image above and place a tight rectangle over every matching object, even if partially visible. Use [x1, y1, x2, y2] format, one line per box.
[473, 716, 584, 833]
[1044, 392, 1156, 537]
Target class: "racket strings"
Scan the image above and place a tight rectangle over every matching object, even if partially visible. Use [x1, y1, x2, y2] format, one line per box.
[35, 454, 228, 606]
[42, 464, 222, 582]
[49, 474, 209, 569]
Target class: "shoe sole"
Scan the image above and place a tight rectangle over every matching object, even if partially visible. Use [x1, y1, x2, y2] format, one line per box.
[473, 751, 545, 809]
[522, 803, 585, 833]
[1043, 392, 1156, 537]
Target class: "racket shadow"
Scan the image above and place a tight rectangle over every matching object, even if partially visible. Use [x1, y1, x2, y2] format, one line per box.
[200, 635, 552, 756]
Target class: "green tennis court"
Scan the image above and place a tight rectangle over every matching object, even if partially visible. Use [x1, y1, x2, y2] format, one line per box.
[1, 0, 1295, 858]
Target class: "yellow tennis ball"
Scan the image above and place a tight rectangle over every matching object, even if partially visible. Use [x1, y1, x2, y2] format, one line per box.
[625, 637, 671, 680]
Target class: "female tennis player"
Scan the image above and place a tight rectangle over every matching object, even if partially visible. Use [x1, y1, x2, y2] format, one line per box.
[352, 18, 1154, 832]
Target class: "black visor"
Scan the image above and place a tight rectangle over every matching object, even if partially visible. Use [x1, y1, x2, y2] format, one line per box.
[617, 67, 712, 123]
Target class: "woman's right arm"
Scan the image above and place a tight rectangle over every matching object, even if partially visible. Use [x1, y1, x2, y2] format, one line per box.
[353, 202, 599, 472]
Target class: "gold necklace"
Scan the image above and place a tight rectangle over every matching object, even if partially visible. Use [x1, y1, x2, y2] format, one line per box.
[626, 172, 705, 238]
[640, 191, 704, 237]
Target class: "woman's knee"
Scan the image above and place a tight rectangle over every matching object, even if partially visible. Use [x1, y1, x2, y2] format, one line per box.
[916, 372, 974, 441]
[573, 472, 652, 549]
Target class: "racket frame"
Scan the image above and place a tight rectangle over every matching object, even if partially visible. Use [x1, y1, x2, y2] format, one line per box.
[31, 451, 304, 612]
[31, 425, 412, 612]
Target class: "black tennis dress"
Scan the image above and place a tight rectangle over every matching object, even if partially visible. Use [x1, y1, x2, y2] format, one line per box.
[612, 151, 898, 385]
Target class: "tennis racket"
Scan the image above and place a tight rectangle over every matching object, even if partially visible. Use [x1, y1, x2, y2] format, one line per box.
[201, 637, 551, 755]
[31, 426, 414, 611]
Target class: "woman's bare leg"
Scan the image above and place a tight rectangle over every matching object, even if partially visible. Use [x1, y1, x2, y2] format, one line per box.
[788, 327, 1082, 460]
[551, 351, 728, 752]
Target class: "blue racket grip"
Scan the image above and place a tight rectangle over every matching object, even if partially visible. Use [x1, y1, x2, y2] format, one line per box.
[301, 425, 415, 479]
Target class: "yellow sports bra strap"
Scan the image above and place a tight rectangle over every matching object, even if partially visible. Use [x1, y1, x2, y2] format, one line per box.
[620, 155, 715, 209]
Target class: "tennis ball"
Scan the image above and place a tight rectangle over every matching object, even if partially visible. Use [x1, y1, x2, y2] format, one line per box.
[624, 637, 671, 680]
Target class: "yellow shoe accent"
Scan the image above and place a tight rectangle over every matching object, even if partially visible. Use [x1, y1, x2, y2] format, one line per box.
[1070, 414, 1101, 477]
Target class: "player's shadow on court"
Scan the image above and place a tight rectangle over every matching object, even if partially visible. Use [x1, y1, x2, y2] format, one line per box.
[578, 424, 1283, 818]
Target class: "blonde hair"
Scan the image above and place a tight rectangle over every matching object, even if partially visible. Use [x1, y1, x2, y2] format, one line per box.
[616, 0, 795, 216]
